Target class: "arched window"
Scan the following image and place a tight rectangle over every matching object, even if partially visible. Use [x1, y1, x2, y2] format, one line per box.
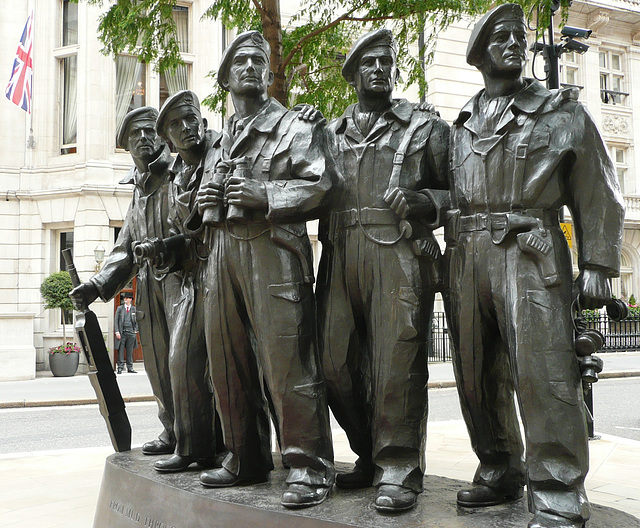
[611, 250, 633, 301]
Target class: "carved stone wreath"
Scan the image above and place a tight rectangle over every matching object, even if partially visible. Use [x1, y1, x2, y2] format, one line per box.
[602, 113, 630, 136]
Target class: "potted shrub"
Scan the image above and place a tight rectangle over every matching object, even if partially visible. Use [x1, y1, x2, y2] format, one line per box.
[48, 342, 81, 377]
[40, 271, 80, 377]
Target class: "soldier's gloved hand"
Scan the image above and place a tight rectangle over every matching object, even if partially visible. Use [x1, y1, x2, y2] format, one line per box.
[413, 102, 439, 116]
[293, 104, 326, 124]
[69, 282, 99, 311]
[576, 268, 612, 310]
[384, 187, 435, 220]
[225, 176, 268, 210]
[196, 181, 225, 214]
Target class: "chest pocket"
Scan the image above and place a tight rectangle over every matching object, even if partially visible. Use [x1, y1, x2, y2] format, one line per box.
[527, 127, 551, 155]
[405, 134, 428, 157]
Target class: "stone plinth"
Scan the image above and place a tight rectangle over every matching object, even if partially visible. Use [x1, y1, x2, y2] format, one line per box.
[93, 449, 640, 528]
[0, 312, 36, 381]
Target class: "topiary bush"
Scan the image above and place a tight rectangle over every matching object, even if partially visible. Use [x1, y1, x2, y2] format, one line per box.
[40, 271, 74, 346]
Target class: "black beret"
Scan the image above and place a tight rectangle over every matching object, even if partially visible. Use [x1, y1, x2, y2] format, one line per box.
[117, 106, 159, 150]
[467, 3, 526, 68]
[156, 90, 200, 140]
[217, 31, 271, 89]
[342, 29, 397, 84]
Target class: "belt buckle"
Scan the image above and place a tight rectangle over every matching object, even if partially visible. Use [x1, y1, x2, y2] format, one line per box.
[489, 213, 509, 244]
[490, 213, 508, 230]
[476, 213, 489, 231]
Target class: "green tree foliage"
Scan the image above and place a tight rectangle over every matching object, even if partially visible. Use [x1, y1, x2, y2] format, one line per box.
[40, 272, 74, 312]
[83, 0, 572, 118]
[40, 271, 74, 345]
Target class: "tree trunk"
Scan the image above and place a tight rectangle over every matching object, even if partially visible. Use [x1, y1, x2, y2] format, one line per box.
[262, 0, 287, 104]
[62, 308, 67, 347]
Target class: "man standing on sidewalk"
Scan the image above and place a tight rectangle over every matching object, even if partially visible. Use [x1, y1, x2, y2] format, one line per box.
[445, 5, 624, 528]
[316, 29, 449, 512]
[69, 106, 177, 457]
[114, 293, 138, 374]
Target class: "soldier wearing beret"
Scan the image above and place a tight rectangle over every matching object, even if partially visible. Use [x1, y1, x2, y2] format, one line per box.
[316, 28, 450, 512]
[445, 5, 624, 528]
[70, 106, 179, 457]
[195, 30, 336, 509]
[151, 90, 224, 473]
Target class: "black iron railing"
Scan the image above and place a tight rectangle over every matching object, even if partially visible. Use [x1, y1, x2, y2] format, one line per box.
[585, 312, 640, 352]
[427, 311, 639, 363]
[429, 312, 452, 363]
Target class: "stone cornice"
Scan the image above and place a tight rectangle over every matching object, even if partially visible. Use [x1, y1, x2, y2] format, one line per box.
[13, 185, 133, 201]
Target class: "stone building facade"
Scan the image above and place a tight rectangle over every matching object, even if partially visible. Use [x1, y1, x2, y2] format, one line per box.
[1, 0, 639, 380]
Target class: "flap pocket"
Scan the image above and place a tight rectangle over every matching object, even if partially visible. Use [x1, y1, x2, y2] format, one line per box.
[549, 381, 579, 406]
[405, 136, 428, 157]
[526, 289, 552, 309]
[398, 286, 422, 306]
[271, 223, 307, 239]
[527, 128, 550, 154]
[269, 282, 302, 303]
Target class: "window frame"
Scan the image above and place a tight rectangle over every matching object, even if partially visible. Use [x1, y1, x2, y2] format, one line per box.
[609, 144, 629, 194]
[599, 48, 628, 106]
[55, 0, 79, 155]
[559, 50, 583, 93]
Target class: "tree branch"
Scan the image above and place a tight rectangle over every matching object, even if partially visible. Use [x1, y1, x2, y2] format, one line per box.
[347, 15, 399, 22]
[280, 10, 407, 71]
[280, 5, 360, 71]
[251, 0, 267, 19]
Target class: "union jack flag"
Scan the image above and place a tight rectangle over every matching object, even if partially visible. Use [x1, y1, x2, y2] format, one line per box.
[5, 10, 34, 114]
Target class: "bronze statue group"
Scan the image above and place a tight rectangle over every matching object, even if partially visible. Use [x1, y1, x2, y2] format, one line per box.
[70, 5, 624, 527]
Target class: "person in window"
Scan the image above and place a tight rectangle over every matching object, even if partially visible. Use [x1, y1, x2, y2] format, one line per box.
[114, 293, 138, 374]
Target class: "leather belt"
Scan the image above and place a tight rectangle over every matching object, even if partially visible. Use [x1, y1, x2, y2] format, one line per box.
[458, 210, 557, 233]
[331, 207, 398, 228]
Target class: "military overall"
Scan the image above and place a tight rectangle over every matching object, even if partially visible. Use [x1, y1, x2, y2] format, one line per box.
[92, 147, 178, 449]
[203, 99, 335, 486]
[446, 80, 624, 524]
[318, 99, 449, 492]
[165, 130, 223, 460]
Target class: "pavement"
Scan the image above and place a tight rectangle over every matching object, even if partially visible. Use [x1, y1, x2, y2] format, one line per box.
[1, 352, 640, 527]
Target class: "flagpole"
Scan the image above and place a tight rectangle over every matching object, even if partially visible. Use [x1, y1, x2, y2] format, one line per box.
[27, 0, 35, 166]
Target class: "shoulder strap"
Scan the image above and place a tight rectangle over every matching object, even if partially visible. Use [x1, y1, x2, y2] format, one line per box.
[510, 112, 540, 206]
[387, 113, 433, 193]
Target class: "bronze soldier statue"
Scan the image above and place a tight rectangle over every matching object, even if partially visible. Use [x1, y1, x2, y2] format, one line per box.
[316, 29, 450, 512]
[445, 5, 624, 528]
[195, 31, 335, 509]
[151, 90, 224, 473]
[69, 106, 177, 457]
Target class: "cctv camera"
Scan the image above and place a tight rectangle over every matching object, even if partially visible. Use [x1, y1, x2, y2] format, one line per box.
[562, 39, 590, 55]
[561, 26, 592, 39]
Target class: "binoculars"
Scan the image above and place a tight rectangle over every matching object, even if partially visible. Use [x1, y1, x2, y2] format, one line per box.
[572, 298, 628, 384]
[605, 298, 629, 322]
[574, 328, 604, 383]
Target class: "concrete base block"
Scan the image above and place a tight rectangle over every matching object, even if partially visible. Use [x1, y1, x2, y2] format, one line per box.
[0, 313, 36, 381]
[93, 449, 640, 528]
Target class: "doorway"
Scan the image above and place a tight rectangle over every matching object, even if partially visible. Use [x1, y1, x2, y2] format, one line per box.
[113, 276, 143, 368]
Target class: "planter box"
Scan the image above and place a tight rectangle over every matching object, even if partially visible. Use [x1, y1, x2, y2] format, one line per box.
[49, 351, 80, 377]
